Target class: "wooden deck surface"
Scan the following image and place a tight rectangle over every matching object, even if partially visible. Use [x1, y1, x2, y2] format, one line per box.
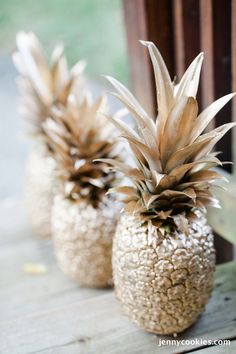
[0, 200, 236, 354]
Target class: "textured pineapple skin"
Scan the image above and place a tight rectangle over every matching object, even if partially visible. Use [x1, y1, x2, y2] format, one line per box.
[113, 211, 215, 335]
[52, 194, 119, 288]
[25, 142, 57, 238]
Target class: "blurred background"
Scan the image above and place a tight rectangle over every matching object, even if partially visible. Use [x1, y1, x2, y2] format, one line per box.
[0, 0, 128, 212]
[0, 0, 129, 82]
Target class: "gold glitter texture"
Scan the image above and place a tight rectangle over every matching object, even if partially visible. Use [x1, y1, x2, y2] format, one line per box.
[52, 194, 120, 288]
[113, 211, 215, 335]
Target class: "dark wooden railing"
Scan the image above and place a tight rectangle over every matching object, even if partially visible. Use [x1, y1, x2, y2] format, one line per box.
[122, 0, 236, 263]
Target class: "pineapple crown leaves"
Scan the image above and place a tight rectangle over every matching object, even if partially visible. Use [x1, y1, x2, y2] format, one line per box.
[43, 92, 122, 206]
[13, 31, 86, 137]
[101, 40, 236, 232]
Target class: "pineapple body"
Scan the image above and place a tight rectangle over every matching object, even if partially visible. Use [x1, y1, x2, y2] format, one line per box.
[25, 141, 57, 238]
[52, 194, 119, 288]
[113, 211, 215, 335]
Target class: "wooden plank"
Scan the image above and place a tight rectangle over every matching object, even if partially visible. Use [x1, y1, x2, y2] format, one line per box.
[173, 0, 202, 108]
[181, 0, 201, 69]
[26, 342, 236, 354]
[0, 200, 108, 323]
[122, 0, 175, 116]
[144, 0, 175, 78]
[1, 261, 236, 354]
[0, 224, 108, 322]
[200, 0, 234, 262]
[122, 0, 154, 116]
[123, 0, 155, 114]
[192, 340, 236, 353]
[232, 0, 236, 174]
[199, 0, 215, 114]
[212, 0, 232, 170]
[0, 199, 32, 245]
[173, 0, 185, 78]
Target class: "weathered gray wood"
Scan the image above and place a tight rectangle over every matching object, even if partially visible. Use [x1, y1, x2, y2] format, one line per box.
[0, 208, 108, 322]
[1, 258, 236, 354]
[0, 260, 108, 323]
[0, 199, 31, 245]
[193, 340, 236, 354]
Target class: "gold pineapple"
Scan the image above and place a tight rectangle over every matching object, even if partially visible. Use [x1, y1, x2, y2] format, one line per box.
[102, 41, 235, 334]
[13, 32, 85, 237]
[44, 93, 122, 287]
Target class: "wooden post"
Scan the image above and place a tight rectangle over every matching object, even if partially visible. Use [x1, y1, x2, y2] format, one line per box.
[122, 0, 235, 263]
[199, 0, 214, 112]
[232, 0, 236, 173]
[173, 0, 202, 107]
[122, 0, 174, 117]
[212, 0, 232, 169]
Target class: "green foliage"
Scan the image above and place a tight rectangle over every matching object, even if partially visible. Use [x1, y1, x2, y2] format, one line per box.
[0, 0, 129, 83]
